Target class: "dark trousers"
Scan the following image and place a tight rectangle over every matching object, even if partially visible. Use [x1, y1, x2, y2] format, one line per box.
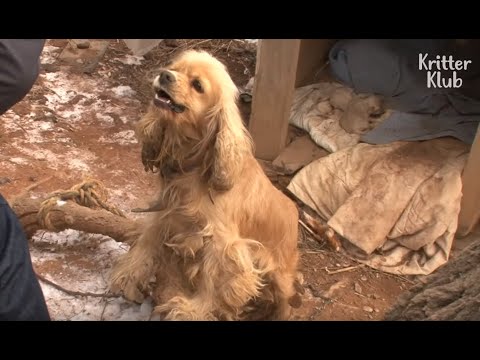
[1, 40, 50, 320]
[0, 194, 50, 320]
[0, 39, 46, 115]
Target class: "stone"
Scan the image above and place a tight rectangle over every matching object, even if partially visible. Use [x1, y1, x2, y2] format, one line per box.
[74, 39, 91, 49]
[363, 306, 374, 313]
[354, 282, 363, 294]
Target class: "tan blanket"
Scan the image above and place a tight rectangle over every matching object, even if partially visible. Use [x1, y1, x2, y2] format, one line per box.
[288, 138, 469, 275]
[289, 82, 390, 153]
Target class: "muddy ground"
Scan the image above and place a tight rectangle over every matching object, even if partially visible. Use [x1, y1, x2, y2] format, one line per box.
[0, 39, 414, 320]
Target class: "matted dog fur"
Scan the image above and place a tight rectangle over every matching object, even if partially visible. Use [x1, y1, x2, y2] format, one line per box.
[109, 49, 301, 320]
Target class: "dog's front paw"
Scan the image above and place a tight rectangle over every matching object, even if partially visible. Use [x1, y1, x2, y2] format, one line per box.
[153, 296, 217, 321]
[110, 278, 145, 304]
[109, 248, 155, 303]
[110, 274, 146, 304]
[109, 261, 153, 303]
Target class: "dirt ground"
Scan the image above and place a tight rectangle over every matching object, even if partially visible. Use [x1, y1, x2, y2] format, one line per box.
[0, 39, 414, 320]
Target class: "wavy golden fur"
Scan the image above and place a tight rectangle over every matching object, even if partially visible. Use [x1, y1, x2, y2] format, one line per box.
[109, 50, 301, 320]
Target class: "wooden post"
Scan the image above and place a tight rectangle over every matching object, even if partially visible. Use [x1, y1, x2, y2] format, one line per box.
[248, 40, 301, 160]
[457, 126, 480, 236]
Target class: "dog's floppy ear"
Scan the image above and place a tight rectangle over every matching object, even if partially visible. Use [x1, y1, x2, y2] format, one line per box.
[206, 95, 253, 192]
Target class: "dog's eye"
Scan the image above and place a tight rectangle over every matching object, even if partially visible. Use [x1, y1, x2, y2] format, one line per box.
[192, 79, 204, 93]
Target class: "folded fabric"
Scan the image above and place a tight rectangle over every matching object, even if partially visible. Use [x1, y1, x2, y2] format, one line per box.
[288, 138, 469, 275]
[288, 82, 360, 153]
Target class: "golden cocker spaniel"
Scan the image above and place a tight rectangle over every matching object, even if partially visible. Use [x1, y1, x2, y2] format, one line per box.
[109, 49, 301, 320]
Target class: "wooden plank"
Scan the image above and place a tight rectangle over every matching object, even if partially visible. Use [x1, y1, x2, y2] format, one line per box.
[457, 127, 480, 236]
[249, 39, 301, 160]
[295, 39, 337, 87]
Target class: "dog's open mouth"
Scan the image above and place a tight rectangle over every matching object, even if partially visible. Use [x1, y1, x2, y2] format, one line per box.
[154, 89, 186, 113]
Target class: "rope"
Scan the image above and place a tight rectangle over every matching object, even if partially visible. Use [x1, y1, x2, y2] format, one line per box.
[37, 178, 125, 231]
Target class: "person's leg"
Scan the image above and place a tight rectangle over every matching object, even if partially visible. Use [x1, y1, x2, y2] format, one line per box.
[0, 195, 50, 321]
[0, 40, 49, 320]
[0, 39, 46, 115]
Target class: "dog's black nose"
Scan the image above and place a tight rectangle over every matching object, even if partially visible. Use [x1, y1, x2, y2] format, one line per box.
[160, 70, 176, 85]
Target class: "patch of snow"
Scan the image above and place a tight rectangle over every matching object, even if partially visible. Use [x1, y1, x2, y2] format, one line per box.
[99, 130, 138, 145]
[30, 230, 153, 321]
[14, 145, 97, 174]
[40, 45, 62, 65]
[39, 70, 140, 126]
[116, 55, 144, 66]
[9, 157, 29, 165]
[111, 85, 136, 98]
[29, 148, 58, 162]
[1, 109, 71, 144]
[69, 158, 91, 172]
[34, 229, 90, 247]
[0, 161, 15, 171]
[58, 107, 84, 122]
[39, 121, 54, 131]
[96, 113, 115, 125]
[56, 200, 67, 206]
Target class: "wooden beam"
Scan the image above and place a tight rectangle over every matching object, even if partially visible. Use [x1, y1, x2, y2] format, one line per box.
[457, 127, 480, 236]
[249, 40, 301, 160]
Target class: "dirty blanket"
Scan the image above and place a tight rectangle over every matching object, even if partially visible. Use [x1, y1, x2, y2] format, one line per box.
[287, 138, 469, 275]
[288, 82, 384, 153]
